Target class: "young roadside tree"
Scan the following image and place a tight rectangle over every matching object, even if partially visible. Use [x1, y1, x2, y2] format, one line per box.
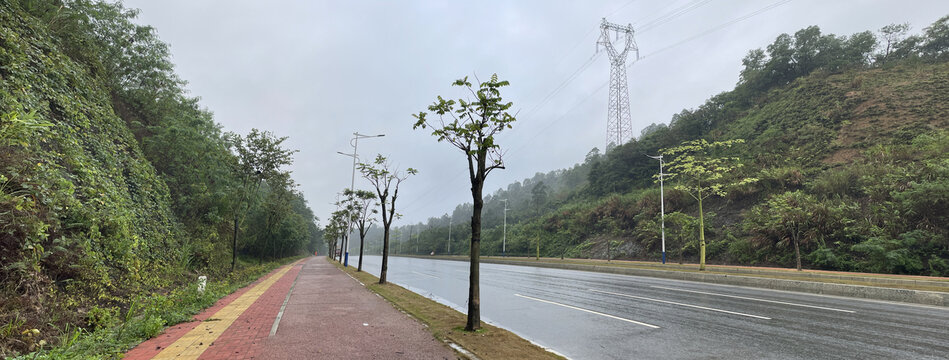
[413, 74, 516, 331]
[661, 139, 755, 271]
[226, 129, 297, 272]
[745, 190, 823, 271]
[358, 155, 416, 284]
[344, 188, 378, 272]
[324, 209, 350, 262]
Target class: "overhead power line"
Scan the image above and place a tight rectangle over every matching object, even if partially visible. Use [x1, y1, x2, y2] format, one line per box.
[634, 0, 793, 64]
[637, 0, 714, 34]
[401, 0, 793, 219]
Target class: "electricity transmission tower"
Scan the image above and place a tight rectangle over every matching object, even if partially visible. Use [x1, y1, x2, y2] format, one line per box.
[596, 18, 639, 150]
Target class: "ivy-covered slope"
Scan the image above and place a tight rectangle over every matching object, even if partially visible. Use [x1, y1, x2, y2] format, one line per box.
[1, 2, 321, 356]
[1, 1, 181, 335]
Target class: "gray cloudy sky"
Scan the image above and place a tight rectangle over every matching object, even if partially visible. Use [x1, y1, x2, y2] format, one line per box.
[122, 0, 949, 225]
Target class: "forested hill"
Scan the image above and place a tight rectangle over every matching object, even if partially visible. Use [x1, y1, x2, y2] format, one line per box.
[1, 2, 320, 356]
[377, 17, 949, 276]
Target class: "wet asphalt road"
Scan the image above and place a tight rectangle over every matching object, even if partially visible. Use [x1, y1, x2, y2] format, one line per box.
[355, 255, 949, 359]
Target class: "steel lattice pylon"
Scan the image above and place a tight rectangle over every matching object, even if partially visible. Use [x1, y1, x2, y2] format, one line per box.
[597, 18, 638, 150]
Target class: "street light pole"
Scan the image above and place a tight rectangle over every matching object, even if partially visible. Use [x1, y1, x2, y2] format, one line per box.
[647, 154, 667, 264]
[332, 194, 341, 260]
[338, 132, 384, 267]
[447, 216, 452, 255]
[501, 199, 508, 257]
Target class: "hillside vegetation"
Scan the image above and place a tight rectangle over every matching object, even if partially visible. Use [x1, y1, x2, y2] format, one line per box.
[375, 17, 949, 276]
[1, 1, 320, 356]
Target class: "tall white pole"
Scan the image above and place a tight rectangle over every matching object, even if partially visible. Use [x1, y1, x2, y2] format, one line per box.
[333, 194, 341, 260]
[344, 135, 358, 267]
[501, 199, 508, 256]
[340, 132, 383, 267]
[659, 156, 666, 264]
[647, 154, 667, 264]
[448, 217, 452, 254]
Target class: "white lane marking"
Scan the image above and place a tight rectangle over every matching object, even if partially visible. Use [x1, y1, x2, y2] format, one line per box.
[411, 270, 439, 279]
[649, 285, 856, 313]
[591, 289, 771, 320]
[514, 293, 660, 329]
[270, 264, 303, 337]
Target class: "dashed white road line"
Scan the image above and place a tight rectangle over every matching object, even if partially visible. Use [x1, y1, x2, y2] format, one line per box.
[514, 293, 660, 329]
[591, 289, 772, 320]
[649, 285, 856, 313]
[411, 270, 440, 279]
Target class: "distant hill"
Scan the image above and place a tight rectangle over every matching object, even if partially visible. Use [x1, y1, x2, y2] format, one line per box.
[379, 17, 949, 277]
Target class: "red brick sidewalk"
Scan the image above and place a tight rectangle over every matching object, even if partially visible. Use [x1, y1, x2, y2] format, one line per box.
[260, 257, 457, 359]
[124, 259, 303, 360]
[124, 256, 457, 359]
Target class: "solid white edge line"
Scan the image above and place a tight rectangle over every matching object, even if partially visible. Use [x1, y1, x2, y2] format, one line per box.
[590, 289, 771, 320]
[514, 293, 660, 329]
[270, 263, 303, 337]
[411, 270, 440, 279]
[649, 285, 856, 313]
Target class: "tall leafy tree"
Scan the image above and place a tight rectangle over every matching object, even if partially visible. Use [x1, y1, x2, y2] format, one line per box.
[877, 23, 910, 64]
[413, 74, 516, 331]
[921, 15, 949, 60]
[226, 129, 296, 272]
[358, 155, 416, 284]
[662, 139, 755, 270]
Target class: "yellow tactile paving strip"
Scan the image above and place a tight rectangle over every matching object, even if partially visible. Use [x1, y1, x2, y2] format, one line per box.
[151, 265, 293, 360]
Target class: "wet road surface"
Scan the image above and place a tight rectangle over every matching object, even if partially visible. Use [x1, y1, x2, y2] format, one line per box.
[357, 255, 949, 359]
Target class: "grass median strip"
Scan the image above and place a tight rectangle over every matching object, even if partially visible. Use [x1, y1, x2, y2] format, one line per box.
[334, 262, 564, 360]
[470, 256, 949, 292]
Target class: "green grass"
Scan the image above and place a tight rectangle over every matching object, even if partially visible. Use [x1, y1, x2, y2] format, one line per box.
[336, 261, 563, 360]
[5, 256, 303, 360]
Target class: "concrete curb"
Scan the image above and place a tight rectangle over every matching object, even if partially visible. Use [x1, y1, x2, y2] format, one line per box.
[406, 256, 949, 307]
[660, 265, 949, 289]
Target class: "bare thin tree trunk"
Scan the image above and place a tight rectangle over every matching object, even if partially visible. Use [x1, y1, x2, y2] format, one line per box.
[380, 197, 390, 284]
[466, 183, 482, 331]
[698, 191, 706, 271]
[358, 231, 366, 272]
[465, 152, 486, 332]
[231, 215, 239, 272]
[794, 234, 802, 271]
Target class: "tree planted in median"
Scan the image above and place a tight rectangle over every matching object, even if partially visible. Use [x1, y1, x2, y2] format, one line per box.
[413, 73, 516, 331]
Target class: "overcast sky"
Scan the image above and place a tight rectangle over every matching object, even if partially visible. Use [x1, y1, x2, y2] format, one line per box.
[122, 0, 949, 225]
